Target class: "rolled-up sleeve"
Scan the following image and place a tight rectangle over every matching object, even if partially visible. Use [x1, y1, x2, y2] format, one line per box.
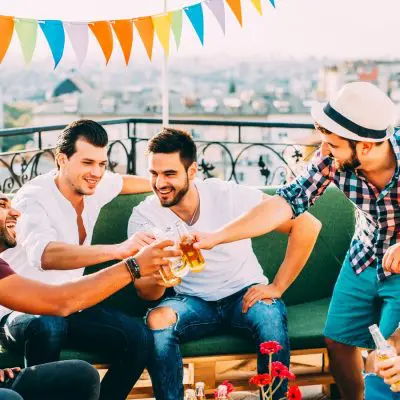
[15, 199, 58, 270]
[0, 259, 15, 279]
[276, 152, 333, 217]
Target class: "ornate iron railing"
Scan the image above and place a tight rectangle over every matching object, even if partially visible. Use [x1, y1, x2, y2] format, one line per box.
[0, 118, 318, 192]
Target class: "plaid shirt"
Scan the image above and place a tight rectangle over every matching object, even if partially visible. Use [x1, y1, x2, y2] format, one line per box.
[276, 133, 400, 281]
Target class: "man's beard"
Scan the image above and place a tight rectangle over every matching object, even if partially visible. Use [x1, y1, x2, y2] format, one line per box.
[334, 150, 361, 172]
[155, 176, 189, 208]
[0, 224, 16, 250]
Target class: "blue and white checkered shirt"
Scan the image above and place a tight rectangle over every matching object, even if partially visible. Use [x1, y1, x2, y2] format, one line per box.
[276, 133, 400, 281]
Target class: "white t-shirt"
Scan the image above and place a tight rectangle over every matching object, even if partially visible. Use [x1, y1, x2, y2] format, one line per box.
[0, 169, 123, 318]
[128, 178, 268, 301]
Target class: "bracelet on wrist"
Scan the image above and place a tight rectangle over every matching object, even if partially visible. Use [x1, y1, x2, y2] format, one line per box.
[125, 256, 141, 280]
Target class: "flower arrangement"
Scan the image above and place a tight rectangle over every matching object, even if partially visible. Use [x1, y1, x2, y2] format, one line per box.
[249, 341, 302, 400]
[214, 380, 235, 399]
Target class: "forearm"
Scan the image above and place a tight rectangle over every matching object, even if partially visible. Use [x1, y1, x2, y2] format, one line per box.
[216, 195, 294, 244]
[41, 242, 124, 270]
[121, 175, 151, 194]
[0, 262, 132, 316]
[273, 213, 322, 294]
[135, 277, 166, 301]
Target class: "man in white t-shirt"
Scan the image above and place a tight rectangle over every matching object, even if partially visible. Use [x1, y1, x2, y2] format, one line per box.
[0, 120, 162, 400]
[127, 128, 322, 400]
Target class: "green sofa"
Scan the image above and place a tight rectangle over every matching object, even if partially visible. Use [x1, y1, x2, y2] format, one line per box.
[0, 185, 355, 394]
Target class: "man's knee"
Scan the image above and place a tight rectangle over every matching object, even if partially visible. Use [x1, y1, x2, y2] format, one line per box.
[0, 389, 24, 400]
[26, 316, 67, 342]
[147, 307, 177, 330]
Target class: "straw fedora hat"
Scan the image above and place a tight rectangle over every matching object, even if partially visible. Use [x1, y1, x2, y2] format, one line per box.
[311, 82, 396, 142]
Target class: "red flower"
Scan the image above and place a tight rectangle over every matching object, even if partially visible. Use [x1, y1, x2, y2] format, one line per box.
[249, 373, 272, 387]
[222, 380, 234, 394]
[260, 341, 283, 355]
[271, 361, 289, 378]
[285, 371, 296, 381]
[287, 385, 302, 400]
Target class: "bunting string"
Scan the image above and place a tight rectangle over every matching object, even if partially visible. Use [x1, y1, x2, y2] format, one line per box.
[0, 0, 276, 68]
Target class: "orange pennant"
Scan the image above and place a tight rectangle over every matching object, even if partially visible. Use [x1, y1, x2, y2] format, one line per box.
[112, 19, 133, 66]
[250, 0, 262, 15]
[89, 21, 113, 64]
[134, 17, 154, 61]
[226, 0, 242, 26]
[0, 16, 14, 64]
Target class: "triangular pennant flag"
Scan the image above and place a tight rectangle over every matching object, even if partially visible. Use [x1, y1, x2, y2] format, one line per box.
[205, 0, 225, 34]
[112, 19, 133, 66]
[153, 13, 172, 56]
[40, 20, 65, 68]
[269, 0, 276, 8]
[226, 0, 242, 26]
[0, 16, 15, 64]
[184, 3, 204, 46]
[89, 21, 113, 65]
[134, 17, 154, 61]
[170, 10, 182, 50]
[64, 23, 88, 67]
[250, 0, 263, 15]
[15, 19, 38, 65]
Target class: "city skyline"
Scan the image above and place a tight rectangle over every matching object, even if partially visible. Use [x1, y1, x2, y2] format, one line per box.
[0, 0, 398, 69]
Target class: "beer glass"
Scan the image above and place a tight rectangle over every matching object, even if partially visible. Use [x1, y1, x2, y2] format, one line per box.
[147, 224, 189, 287]
[175, 220, 205, 273]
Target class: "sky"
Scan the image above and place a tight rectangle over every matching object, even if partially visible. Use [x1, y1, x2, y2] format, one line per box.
[0, 0, 399, 68]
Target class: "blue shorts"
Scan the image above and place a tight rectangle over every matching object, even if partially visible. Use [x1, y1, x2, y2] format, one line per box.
[323, 253, 400, 348]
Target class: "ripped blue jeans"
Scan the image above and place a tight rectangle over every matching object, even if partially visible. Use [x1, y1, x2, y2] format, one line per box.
[146, 285, 289, 400]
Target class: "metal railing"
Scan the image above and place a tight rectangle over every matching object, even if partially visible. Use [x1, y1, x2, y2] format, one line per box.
[0, 118, 317, 192]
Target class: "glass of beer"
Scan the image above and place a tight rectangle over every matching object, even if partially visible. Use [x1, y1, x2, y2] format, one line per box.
[147, 224, 189, 286]
[175, 220, 205, 273]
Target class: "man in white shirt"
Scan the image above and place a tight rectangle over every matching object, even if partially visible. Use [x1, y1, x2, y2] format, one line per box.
[127, 128, 322, 400]
[0, 120, 159, 400]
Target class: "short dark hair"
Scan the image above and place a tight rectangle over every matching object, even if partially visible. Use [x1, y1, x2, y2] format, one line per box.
[314, 122, 383, 150]
[56, 120, 109, 161]
[147, 128, 197, 169]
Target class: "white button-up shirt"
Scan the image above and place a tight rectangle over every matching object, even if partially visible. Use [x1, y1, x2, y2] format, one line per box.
[0, 169, 123, 318]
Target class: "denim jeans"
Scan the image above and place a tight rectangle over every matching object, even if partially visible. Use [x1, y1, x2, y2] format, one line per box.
[0, 360, 99, 400]
[146, 286, 290, 400]
[0, 305, 153, 400]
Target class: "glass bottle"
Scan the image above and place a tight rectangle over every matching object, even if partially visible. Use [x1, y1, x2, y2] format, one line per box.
[215, 384, 229, 399]
[369, 324, 400, 391]
[184, 388, 197, 400]
[195, 381, 206, 400]
[176, 220, 205, 272]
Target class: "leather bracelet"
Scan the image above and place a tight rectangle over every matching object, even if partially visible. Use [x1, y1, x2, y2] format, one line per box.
[125, 256, 141, 279]
[123, 258, 136, 284]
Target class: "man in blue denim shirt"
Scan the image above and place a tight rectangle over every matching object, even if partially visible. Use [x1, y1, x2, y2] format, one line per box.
[127, 128, 322, 400]
[194, 82, 400, 400]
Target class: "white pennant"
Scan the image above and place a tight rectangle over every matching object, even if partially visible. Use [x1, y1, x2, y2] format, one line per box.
[64, 22, 88, 67]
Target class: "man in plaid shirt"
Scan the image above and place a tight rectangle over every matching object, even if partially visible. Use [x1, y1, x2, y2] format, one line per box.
[194, 82, 400, 400]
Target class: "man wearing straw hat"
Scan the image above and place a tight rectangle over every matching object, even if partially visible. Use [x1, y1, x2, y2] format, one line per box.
[194, 82, 400, 400]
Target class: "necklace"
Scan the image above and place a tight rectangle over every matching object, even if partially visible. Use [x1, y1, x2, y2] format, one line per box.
[188, 189, 200, 226]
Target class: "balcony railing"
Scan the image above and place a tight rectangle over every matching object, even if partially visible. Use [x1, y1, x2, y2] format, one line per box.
[0, 118, 318, 193]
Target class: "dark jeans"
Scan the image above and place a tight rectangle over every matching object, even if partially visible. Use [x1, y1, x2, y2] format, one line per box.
[0, 305, 153, 400]
[146, 286, 290, 400]
[0, 360, 99, 400]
